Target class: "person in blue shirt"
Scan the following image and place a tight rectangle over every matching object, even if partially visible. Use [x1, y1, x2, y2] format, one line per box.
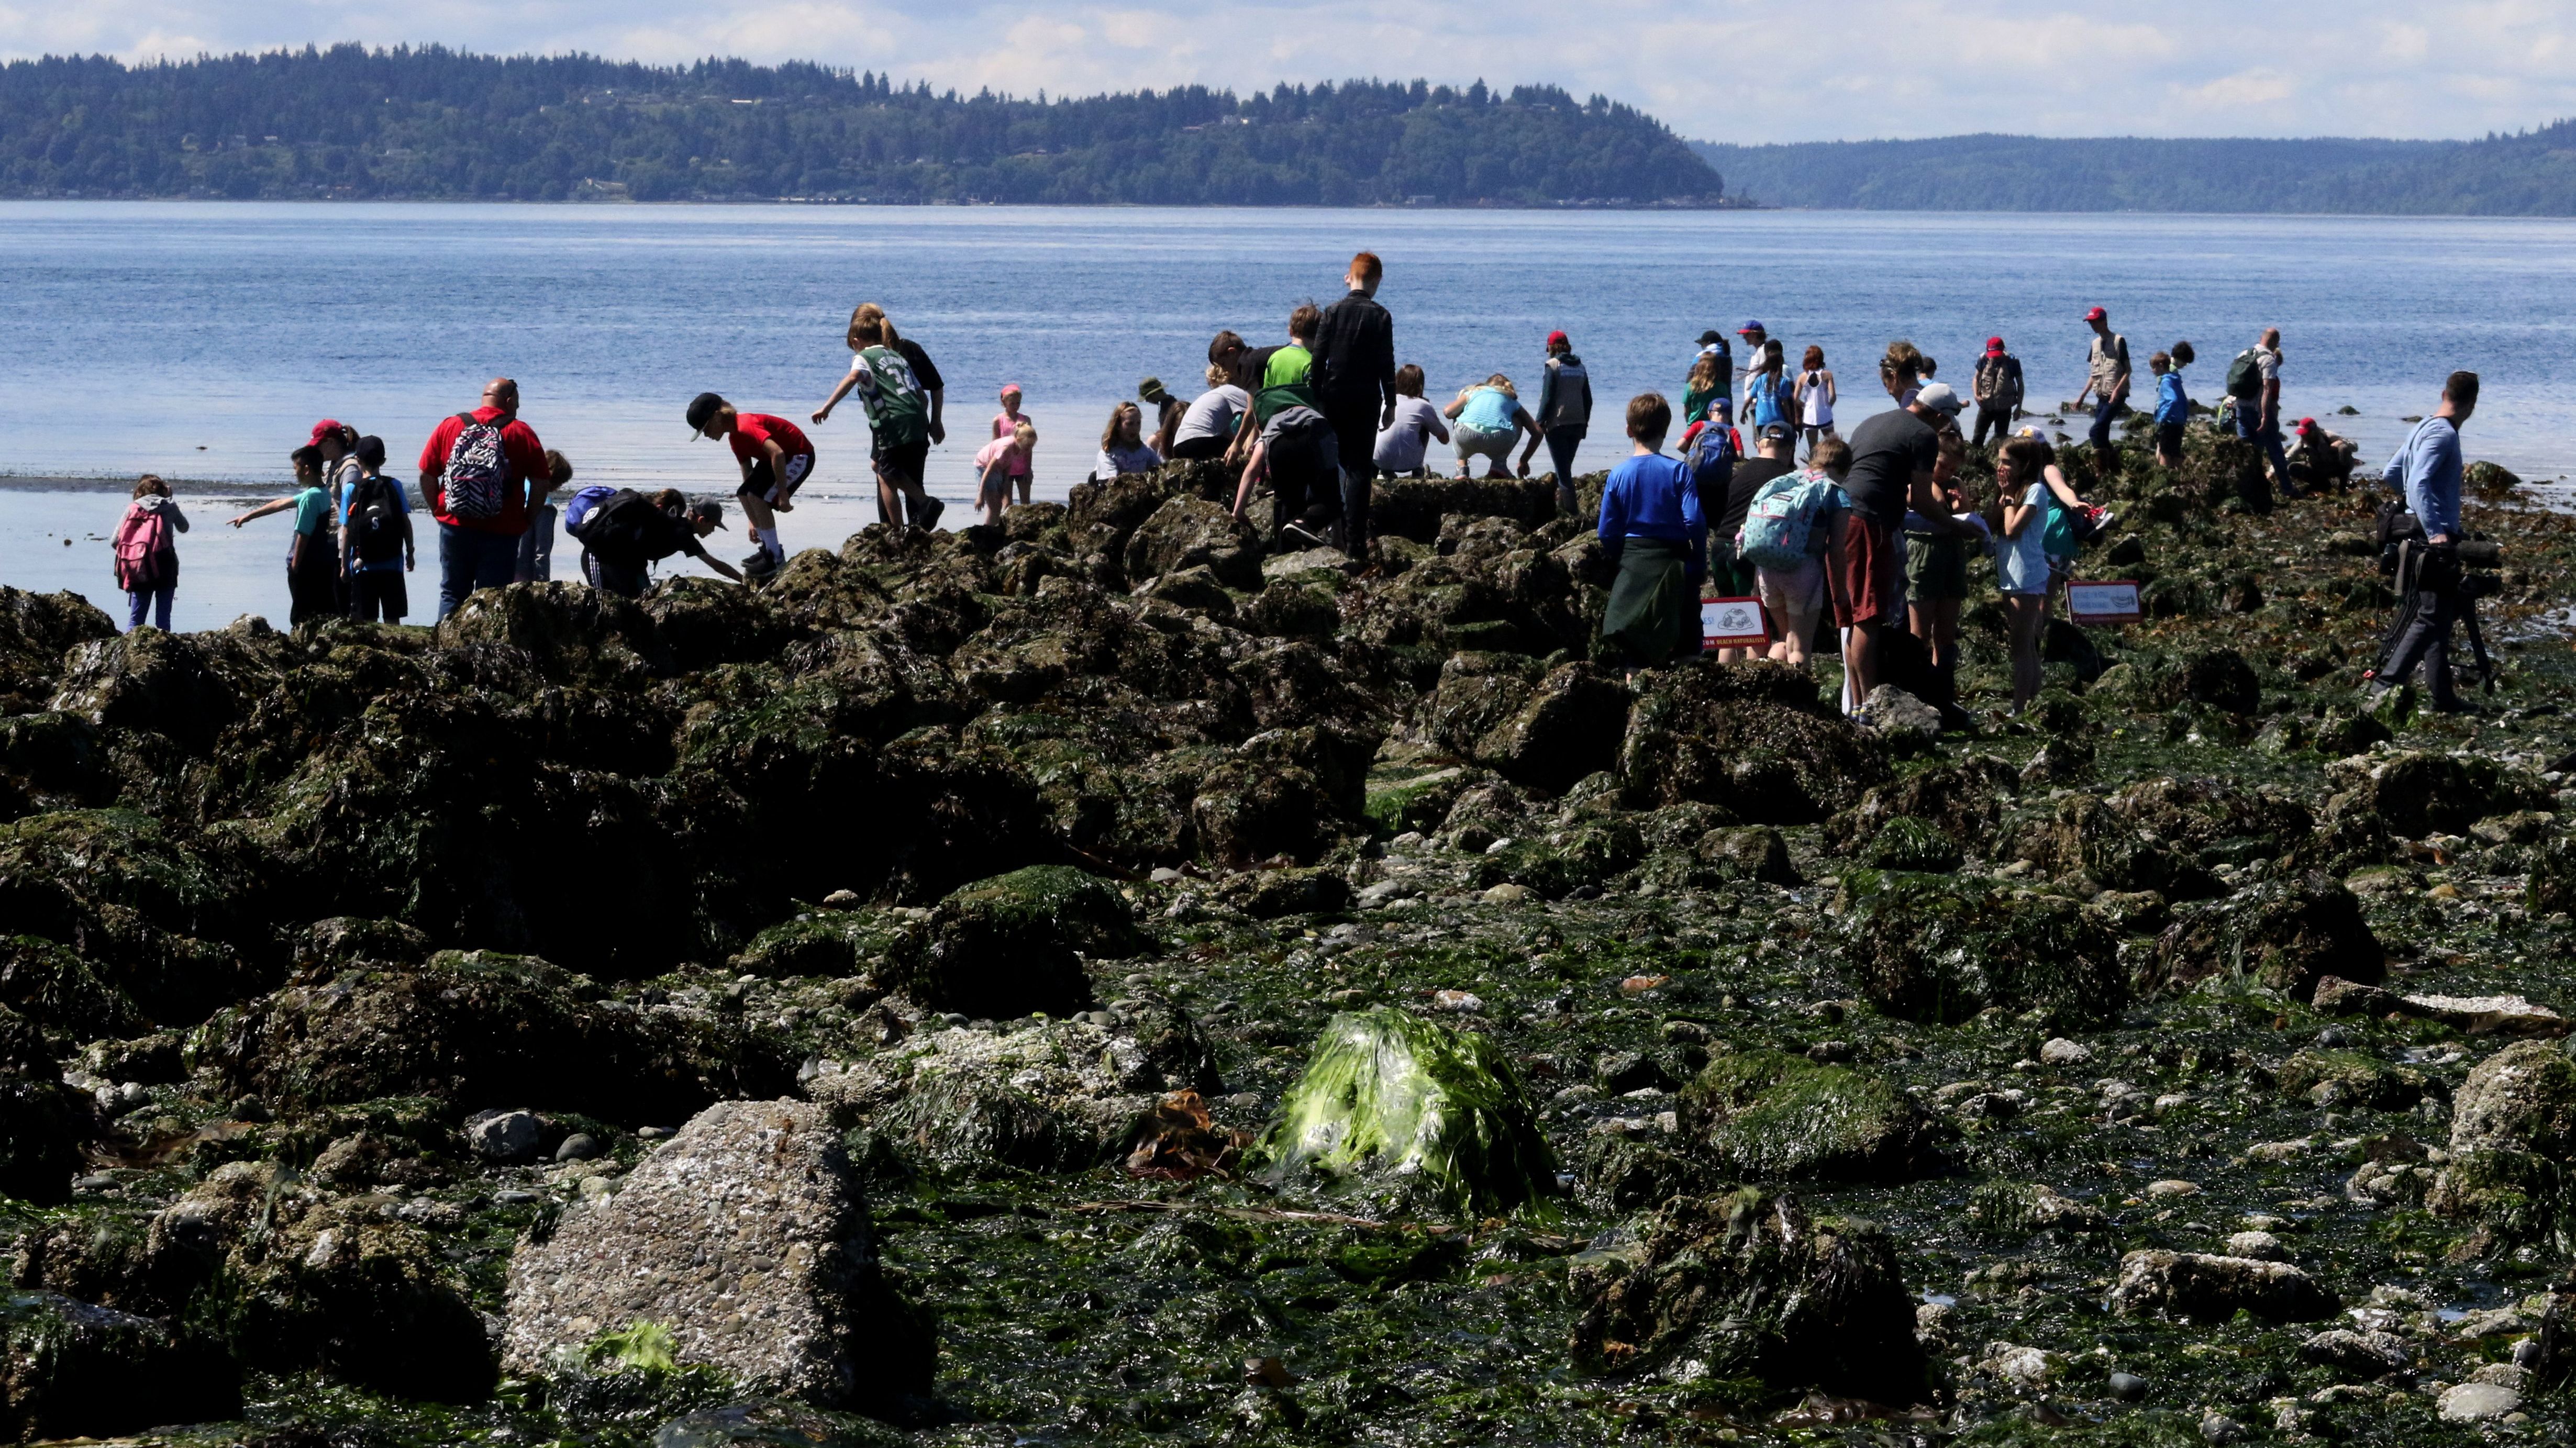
[2371, 370, 2478, 713]
[1596, 392, 1706, 669]
[338, 435, 418, 622]
[2150, 347, 2191, 468]
[228, 444, 340, 625]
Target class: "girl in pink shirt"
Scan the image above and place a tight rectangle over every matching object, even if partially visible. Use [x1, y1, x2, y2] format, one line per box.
[992, 384, 1034, 504]
[976, 419, 1037, 526]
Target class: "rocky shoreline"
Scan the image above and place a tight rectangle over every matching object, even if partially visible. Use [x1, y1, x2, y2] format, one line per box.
[0, 425, 2572, 1446]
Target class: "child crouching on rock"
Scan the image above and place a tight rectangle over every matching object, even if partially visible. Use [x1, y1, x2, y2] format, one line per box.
[1596, 392, 1705, 671]
[975, 420, 1037, 527]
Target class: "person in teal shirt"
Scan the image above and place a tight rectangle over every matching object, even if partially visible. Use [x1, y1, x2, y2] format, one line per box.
[229, 443, 342, 624]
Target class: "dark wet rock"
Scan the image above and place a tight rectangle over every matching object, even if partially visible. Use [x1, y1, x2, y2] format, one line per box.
[1237, 580, 1340, 639]
[641, 575, 801, 673]
[1695, 825, 1796, 884]
[75, 1028, 185, 1085]
[2527, 836, 2576, 917]
[1362, 765, 1470, 838]
[1834, 870, 2126, 1027]
[729, 909, 916, 981]
[1252, 1008, 1553, 1217]
[0, 1005, 90, 1205]
[504, 1098, 935, 1414]
[1465, 663, 1631, 796]
[0, 809, 269, 1030]
[1123, 496, 1262, 591]
[2109, 1250, 2338, 1323]
[2277, 1049, 2431, 1110]
[1568, 1190, 1926, 1404]
[196, 950, 796, 1127]
[299, 915, 433, 971]
[1471, 820, 1646, 899]
[1214, 866, 1352, 919]
[0, 1289, 239, 1440]
[2298, 1327, 2412, 1377]
[2169, 648, 2260, 713]
[2429, 1040, 2576, 1250]
[1579, 1133, 1708, 1212]
[1673, 1047, 1946, 1183]
[146, 1159, 494, 1399]
[465, 1108, 544, 1162]
[1369, 475, 1556, 544]
[1964, 1180, 2107, 1236]
[885, 866, 1138, 1019]
[1829, 756, 2018, 861]
[435, 581, 672, 687]
[1619, 661, 1890, 824]
[47, 618, 246, 750]
[650, 1399, 911, 1448]
[2328, 750, 2551, 838]
[2153, 871, 2383, 1003]
[0, 588, 119, 715]
[0, 711, 113, 823]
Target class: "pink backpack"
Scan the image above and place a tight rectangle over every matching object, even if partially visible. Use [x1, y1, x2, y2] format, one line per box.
[113, 504, 167, 591]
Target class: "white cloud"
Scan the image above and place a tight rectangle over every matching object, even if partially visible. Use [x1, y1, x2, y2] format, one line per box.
[4, 0, 2574, 142]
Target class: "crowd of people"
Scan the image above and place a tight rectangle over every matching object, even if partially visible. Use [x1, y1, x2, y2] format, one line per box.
[102, 260, 2482, 718]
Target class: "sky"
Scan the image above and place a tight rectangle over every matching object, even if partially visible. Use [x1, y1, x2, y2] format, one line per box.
[5, 1, 2574, 146]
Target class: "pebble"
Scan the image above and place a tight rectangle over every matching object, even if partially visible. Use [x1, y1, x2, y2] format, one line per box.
[556, 1133, 602, 1163]
[2038, 1037, 2092, 1066]
[1618, 975, 1669, 994]
[2106, 1371, 2149, 1402]
[2224, 1230, 2288, 1261]
[1148, 867, 1184, 884]
[1429, 989, 1485, 1013]
[636, 1126, 672, 1141]
[2145, 1179, 2203, 1200]
[494, 1189, 540, 1204]
[2200, 1413, 2244, 1443]
[820, 889, 861, 909]
[1481, 883, 1531, 904]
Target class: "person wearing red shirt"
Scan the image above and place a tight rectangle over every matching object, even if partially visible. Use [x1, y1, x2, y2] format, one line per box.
[419, 377, 551, 620]
[687, 392, 815, 575]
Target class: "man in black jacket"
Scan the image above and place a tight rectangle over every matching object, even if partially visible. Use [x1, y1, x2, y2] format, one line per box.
[1309, 251, 1395, 558]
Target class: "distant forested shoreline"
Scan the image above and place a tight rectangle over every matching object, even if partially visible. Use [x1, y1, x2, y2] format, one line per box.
[1696, 129, 2576, 215]
[0, 46, 1726, 207]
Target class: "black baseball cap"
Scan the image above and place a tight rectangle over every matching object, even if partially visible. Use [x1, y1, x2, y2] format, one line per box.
[1696, 330, 1723, 346]
[688, 499, 728, 530]
[686, 392, 728, 437]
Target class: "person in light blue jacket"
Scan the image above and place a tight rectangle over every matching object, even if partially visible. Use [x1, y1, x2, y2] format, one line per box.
[2150, 344, 2191, 467]
[2371, 371, 2478, 714]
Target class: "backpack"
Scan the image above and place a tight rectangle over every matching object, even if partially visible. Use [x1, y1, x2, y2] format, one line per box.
[113, 504, 166, 591]
[1738, 475, 1837, 570]
[2225, 348, 2266, 400]
[1683, 417, 1736, 489]
[561, 484, 621, 538]
[567, 487, 655, 553]
[442, 412, 512, 520]
[349, 475, 405, 564]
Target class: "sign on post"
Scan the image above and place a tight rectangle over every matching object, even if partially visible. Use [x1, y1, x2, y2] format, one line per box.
[1701, 596, 1770, 651]
[2067, 580, 2142, 625]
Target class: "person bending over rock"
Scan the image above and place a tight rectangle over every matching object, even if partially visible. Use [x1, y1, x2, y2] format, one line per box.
[812, 304, 943, 533]
[689, 392, 813, 578]
[572, 489, 744, 598]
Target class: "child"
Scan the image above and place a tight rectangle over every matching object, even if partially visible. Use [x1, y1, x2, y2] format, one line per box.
[229, 445, 339, 625]
[2152, 342, 2194, 468]
[1093, 403, 1161, 483]
[1682, 352, 1725, 426]
[112, 474, 187, 632]
[1139, 378, 1186, 469]
[1796, 345, 1837, 448]
[1992, 436, 2056, 711]
[339, 435, 417, 623]
[811, 304, 940, 532]
[1595, 393, 1705, 671]
[976, 419, 1037, 527]
[1748, 436, 1851, 673]
[686, 392, 815, 576]
[992, 384, 1036, 505]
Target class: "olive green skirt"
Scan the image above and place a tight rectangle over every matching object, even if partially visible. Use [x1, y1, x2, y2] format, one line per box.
[1601, 537, 1699, 667]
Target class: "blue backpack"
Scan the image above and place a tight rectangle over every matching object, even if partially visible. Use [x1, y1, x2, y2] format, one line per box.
[1683, 420, 1736, 491]
[561, 485, 620, 538]
[1738, 474, 1841, 570]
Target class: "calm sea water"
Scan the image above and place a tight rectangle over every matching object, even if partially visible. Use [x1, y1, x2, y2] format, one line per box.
[5, 201, 2573, 631]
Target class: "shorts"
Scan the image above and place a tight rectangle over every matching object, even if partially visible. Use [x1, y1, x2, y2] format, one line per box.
[1454, 424, 1514, 465]
[2156, 422, 2184, 454]
[1758, 559, 1826, 642]
[1834, 517, 1898, 629]
[874, 438, 929, 490]
[1165, 432, 1228, 462]
[1904, 533, 1969, 602]
[742, 450, 814, 505]
[347, 569, 408, 622]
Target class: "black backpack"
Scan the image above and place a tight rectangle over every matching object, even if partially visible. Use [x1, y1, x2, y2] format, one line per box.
[350, 475, 405, 564]
[568, 489, 666, 560]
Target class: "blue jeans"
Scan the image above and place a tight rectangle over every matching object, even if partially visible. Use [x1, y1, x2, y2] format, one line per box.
[438, 522, 521, 620]
[2088, 390, 2126, 451]
[2236, 408, 2289, 500]
[126, 585, 173, 631]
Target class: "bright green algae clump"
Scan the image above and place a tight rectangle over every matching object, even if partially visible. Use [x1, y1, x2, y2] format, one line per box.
[1251, 1007, 1555, 1217]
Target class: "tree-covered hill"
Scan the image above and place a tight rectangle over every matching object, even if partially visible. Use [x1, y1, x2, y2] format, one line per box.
[1695, 126, 2576, 215]
[0, 45, 1725, 205]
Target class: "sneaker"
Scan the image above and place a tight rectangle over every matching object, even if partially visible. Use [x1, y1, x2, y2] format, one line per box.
[911, 496, 946, 532]
[740, 550, 780, 581]
[2088, 505, 2116, 531]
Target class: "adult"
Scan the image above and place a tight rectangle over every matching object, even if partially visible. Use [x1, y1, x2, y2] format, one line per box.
[1310, 252, 1396, 557]
[1712, 423, 1796, 663]
[2232, 327, 2289, 502]
[1835, 380, 1970, 711]
[1905, 426, 1978, 720]
[1596, 393, 1704, 670]
[578, 491, 746, 598]
[418, 377, 549, 621]
[2074, 307, 2130, 464]
[1093, 402, 1162, 482]
[2373, 372, 2479, 714]
[1795, 346, 1837, 448]
[110, 474, 186, 632]
[1443, 376, 1540, 481]
[1970, 337, 2024, 448]
[2288, 417, 2358, 491]
[1167, 363, 1250, 462]
[1522, 331, 1595, 512]
[1879, 340, 1927, 409]
[813, 304, 944, 531]
[1371, 364, 1449, 477]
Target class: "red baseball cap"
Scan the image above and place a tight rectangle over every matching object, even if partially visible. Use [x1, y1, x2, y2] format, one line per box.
[308, 419, 346, 445]
[2083, 307, 2107, 322]
[1547, 329, 1569, 348]
[1985, 337, 2006, 354]
[2298, 417, 2318, 430]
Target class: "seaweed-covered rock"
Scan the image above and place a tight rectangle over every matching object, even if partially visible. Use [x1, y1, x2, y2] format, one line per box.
[0, 1289, 239, 1440]
[729, 909, 918, 981]
[2428, 1040, 2576, 1252]
[1568, 1190, 1926, 1404]
[1251, 1008, 1553, 1217]
[1834, 871, 2127, 1027]
[2329, 750, 2551, 838]
[1123, 496, 1262, 591]
[1467, 663, 1631, 796]
[1855, 815, 1961, 873]
[146, 1160, 493, 1399]
[2108, 1250, 2339, 1323]
[2277, 1049, 2432, 1110]
[0, 711, 112, 823]
[892, 866, 1137, 1019]
[1673, 1048, 1946, 1183]
[504, 1098, 934, 1414]
[650, 1399, 912, 1448]
[1214, 866, 1352, 919]
[196, 951, 796, 1126]
[2153, 872, 2383, 1003]
[2170, 648, 2260, 714]
[1964, 1180, 2108, 1237]
[0, 588, 119, 715]
[2018, 796, 2218, 899]
[0, 809, 268, 1030]
[1695, 826, 1796, 885]
[1620, 662, 1890, 823]
[1829, 756, 2019, 861]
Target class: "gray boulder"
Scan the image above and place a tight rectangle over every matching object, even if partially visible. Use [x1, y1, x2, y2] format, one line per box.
[2109, 1250, 2338, 1323]
[0, 1289, 238, 1440]
[503, 1098, 934, 1414]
